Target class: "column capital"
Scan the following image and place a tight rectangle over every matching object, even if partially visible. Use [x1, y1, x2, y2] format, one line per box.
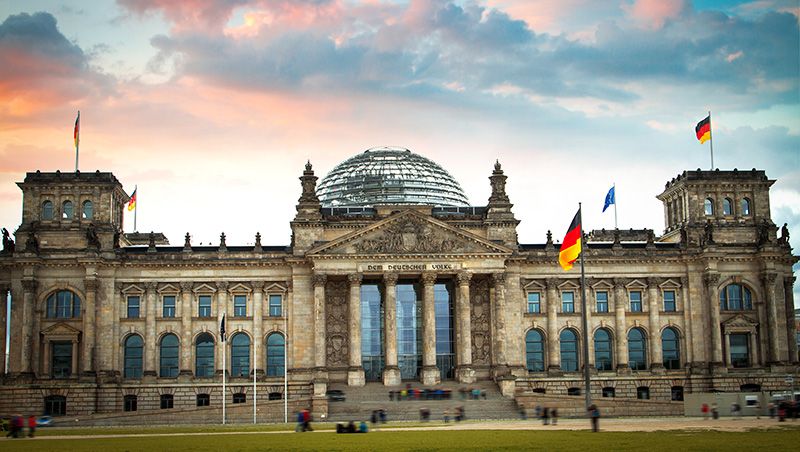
[383, 272, 399, 286]
[21, 279, 37, 292]
[613, 278, 627, 290]
[545, 278, 559, 290]
[84, 279, 99, 292]
[348, 273, 362, 285]
[179, 281, 193, 292]
[703, 272, 720, 287]
[421, 272, 437, 286]
[144, 281, 158, 293]
[457, 272, 472, 285]
[646, 277, 661, 288]
[491, 273, 506, 286]
[215, 281, 229, 291]
[312, 273, 327, 287]
[679, 276, 688, 287]
[251, 281, 266, 291]
[761, 272, 777, 286]
[114, 282, 125, 293]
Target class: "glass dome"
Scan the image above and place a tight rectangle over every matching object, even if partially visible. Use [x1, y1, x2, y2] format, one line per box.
[317, 147, 470, 207]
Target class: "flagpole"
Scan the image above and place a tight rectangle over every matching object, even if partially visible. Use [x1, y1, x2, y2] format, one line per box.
[613, 183, 618, 230]
[74, 111, 80, 172]
[133, 185, 138, 232]
[283, 308, 288, 424]
[578, 203, 592, 410]
[222, 315, 226, 426]
[253, 329, 257, 424]
[708, 111, 714, 170]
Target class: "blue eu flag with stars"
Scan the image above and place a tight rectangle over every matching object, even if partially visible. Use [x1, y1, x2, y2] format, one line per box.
[603, 186, 615, 213]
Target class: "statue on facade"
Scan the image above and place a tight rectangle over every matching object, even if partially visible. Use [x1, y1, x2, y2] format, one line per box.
[184, 232, 191, 249]
[780, 223, 790, 244]
[86, 223, 101, 250]
[546, 230, 553, 246]
[113, 230, 121, 249]
[679, 226, 688, 247]
[757, 219, 770, 245]
[703, 220, 714, 246]
[25, 231, 39, 253]
[2, 227, 14, 254]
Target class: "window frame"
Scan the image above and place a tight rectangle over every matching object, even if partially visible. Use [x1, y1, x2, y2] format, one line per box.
[730, 333, 750, 368]
[46, 290, 82, 319]
[663, 290, 676, 312]
[62, 200, 74, 219]
[720, 284, 753, 311]
[230, 333, 251, 377]
[723, 197, 733, 216]
[160, 394, 174, 409]
[42, 200, 54, 220]
[232, 393, 246, 404]
[662, 327, 681, 370]
[124, 334, 144, 379]
[196, 393, 210, 407]
[44, 395, 67, 416]
[740, 197, 751, 216]
[525, 329, 545, 372]
[195, 333, 215, 377]
[268, 294, 283, 317]
[159, 333, 180, 378]
[82, 200, 93, 219]
[559, 329, 579, 372]
[51, 341, 73, 378]
[561, 291, 575, 313]
[602, 387, 615, 398]
[593, 328, 613, 371]
[627, 327, 647, 370]
[198, 294, 212, 318]
[527, 292, 541, 314]
[629, 290, 642, 312]
[704, 198, 714, 216]
[123, 395, 138, 412]
[162, 295, 176, 318]
[233, 294, 247, 318]
[127, 295, 141, 319]
[595, 291, 608, 313]
[636, 386, 650, 400]
[266, 332, 286, 377]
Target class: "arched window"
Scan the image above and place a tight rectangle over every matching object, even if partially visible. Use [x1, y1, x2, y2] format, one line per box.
[741, 198, 751, 216]
[42, 200, 54, 220]
[159, 334, 179, 378]
[82, 200, 93, 219]
[559, 329, 579, 372]
[723, 197, 733, 215]
[594, 328, 613, 371]
[46, 290, 81, 318]
[231, 333, 250, 377]
[123, 395, 138, 412]
[704, 198, 714, 216]
[720, 284, 752, 311]
[662, 327, 681, 369]
[195, 333, 215, 377]
[62, 200, 74, 219]
[44, 395, 66, 416]
[627, 328, 647, 370]
[266, 332, 286, 377]
[124, 335, 144, 379]
[525, 329, 545, 372]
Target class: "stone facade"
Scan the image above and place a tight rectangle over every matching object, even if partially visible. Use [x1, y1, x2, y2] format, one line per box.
[0, 162, 797, 420]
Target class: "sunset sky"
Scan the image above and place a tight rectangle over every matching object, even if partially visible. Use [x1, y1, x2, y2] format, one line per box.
[1, 1, 798, 299]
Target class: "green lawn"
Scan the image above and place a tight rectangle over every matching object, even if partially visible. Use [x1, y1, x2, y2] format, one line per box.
[3, 428, 798, 451]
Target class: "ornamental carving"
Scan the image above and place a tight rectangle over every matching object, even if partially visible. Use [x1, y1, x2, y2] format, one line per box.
[491, 273, 506, 287]
[421, 272, 437, 286]
[21, 279, 37, 292]
[325, 280, 349, 367]
[703, 272, 720, 287]
[352, 217, 468, 254]
[312, 274, 327, 287]
[470, 277, 491, 365]
[179, 281, 193, 292]
[546, 278, 559, 290]
[347, 273, 362, 285]
[457, 272, 472, 285]
[383, 272, 399, 286]
[613, 278, 626, 290]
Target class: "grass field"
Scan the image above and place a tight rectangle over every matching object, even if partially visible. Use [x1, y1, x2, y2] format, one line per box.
[3, 426, 798, 451]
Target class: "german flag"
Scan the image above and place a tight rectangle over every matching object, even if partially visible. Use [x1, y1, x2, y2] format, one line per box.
[695, 115, 711, 144]
[559, 209, 582, 271]
[73, 111, 80, 149]
[127, 189, 137, 211]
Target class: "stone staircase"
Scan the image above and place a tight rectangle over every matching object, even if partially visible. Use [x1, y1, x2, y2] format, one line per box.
[326, 381, 520, 422]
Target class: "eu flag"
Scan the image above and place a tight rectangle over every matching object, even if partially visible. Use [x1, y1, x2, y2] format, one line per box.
[603, 186, 615, 213]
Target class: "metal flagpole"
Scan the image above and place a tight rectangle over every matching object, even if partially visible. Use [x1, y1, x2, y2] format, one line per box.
[133, 185, 138, 232]
[222, 314, 226, 425]
[613, 183, 618, 230]
[578, 203, 592, 410]
[708, 111, 714, 170]
[253, 329, 257, 424]
[74, 111, 79, 172]
[283, 309, 288, 424]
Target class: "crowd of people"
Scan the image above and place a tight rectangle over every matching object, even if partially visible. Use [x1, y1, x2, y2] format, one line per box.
[389, 385, 489, 401]
[3, 415, 37, 438]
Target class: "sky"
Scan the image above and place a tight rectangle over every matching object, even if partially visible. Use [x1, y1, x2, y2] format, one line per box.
[0, 0, 798, 302]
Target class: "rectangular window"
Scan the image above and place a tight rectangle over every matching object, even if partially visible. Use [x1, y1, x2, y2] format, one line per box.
[663, 290, 676, 312]
[233, 295, 247, 317]
[562, 292, 574, 313]
[269, 294, 283, 317]
[127, 296, 140, 319]
[730, 333, 750, 368]
[162, 295, 176, 318]
[52, 341, 72, 378]
[527, 292, 541, 314]
[160, 394, 174, 409]
[596, 291, 608, 313]
[198, 295, 212, 318]
[629, 291, 642, 312]
[124, 395, 137, 412]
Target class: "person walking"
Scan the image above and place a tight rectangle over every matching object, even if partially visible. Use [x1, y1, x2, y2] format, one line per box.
[542, 407, 549, 425]
[701, 403, 709, 420]
[27, 415, 36, 438]
[588, 404, 600, 432]
[551, 407, 558, 425]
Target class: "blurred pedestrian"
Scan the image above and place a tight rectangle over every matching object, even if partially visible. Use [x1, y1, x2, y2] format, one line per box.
[27, 415, 36, 438]
[551, 407, 558, 425]
[542, 407, 549, 425]
[588, 404, 600, 432]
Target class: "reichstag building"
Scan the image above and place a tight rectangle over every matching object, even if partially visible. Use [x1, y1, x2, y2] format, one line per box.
[0, 146, 797, 419]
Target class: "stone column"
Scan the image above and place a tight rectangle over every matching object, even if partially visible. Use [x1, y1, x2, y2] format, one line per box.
[680, 276, 693, 366]
[216, 282, 228, 375]
[78, 278, 97, 376]
[31, 294, 42, 376]
[703, 272, 723, 369]
[112, 283, 122, 377]
[382, 272, 400, 385]
[723, 333, 731, 367]
[785, 277, 798, 363]
[491, 273, 509, 376]
[647, 278, 663, 372]
[144, 282, 157, 377]
[42, 338, 51, 377]
[456, 272, 475, 383]
[613, 279, 628, 373]
[252, 282, 265, 377]
[179, 282, 193, 376]
[0, 285, 7, 375]
[312, 274, 327, 370]
[421, 272, 440, 385]
[347, 273, 365, 386]
[20, 279, 37, 375]
[545, 278, 560, 372]
[762, 272, 781, 364]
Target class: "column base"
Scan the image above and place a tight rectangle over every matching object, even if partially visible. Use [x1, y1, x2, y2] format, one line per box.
[312, 379, 328, 397]
[491, 364, 510, 379]
[421, 365, 441, 385]
[616, 364, 631, 376]
[456, 365, 475, 384]
[178, 370, 193, 382]
[509, 365, 528, 378]
[347, 366, 365, 387]
[710, 362, 726, 376]
[547, 365, 563, 377]
[650, 363, 665, 374]
[382, 366, 401, 386]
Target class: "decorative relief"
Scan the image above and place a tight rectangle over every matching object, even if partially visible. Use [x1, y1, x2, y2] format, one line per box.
[352, 217, 469, 254]
[347, 273, 362, 285]
[421, 272, 437, 286]
[312, 274, 327, 287]
[144, 282, 158, 292]
[251, 281, 266, 291]
[383, 272, 399, 286]
[491, 273, 505, 287]
[325, 279, 349, 367]
[545, 278, 558, 290]
[470, 277, 491, 365]
[216, 281, 229, 292]
[179, 281, 193, 292]
[613, 278, 626, 290]
[457, 272, 472, 286]
[703, 272, 720, 288]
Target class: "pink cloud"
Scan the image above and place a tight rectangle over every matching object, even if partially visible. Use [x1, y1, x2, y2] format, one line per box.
[623, 0, 687, 29]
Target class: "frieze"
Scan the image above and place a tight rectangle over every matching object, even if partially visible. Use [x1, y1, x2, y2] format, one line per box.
[359, 263, 461, 273]
[352, 217, 468, 254]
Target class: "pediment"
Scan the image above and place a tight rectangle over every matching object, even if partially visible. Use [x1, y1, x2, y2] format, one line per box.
[722, 314, 757, 328]
[158, 283, 179, 294]
[121, 284, 144, 294]
[41, 322, 81, 337]
[307, 210, 513, 257]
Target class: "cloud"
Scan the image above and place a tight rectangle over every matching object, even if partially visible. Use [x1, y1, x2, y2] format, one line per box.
[0, 12, 115, 118]
[623, 0, 687, 29]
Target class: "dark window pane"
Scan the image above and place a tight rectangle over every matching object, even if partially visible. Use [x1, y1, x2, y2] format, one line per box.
[124, 335, 144, 378]
[162, 295, 176, 318]
[525, 329, 545, 372]
[234, 295, 247, 317]
[196, 333, 215, 377]
[267, 333, 285, 377]
[231, 333, 250, 377]
[198, 295, 212, 317]
[160, 334, 180, 378]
